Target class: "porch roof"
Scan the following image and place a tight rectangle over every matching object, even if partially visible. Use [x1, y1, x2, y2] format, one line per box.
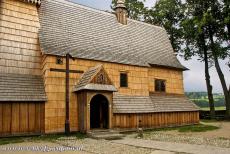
[74, 65, 117, 92]
[74, 83, 117, 92]
[0, 73, 47, 102]
[113, 93, 200, 113]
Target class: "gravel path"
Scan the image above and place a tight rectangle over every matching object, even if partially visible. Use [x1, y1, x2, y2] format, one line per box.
[162, 121, 230, 139]
[55, 137, 153, 154]
[143, 131, 230, 148]
[0, 138, 155, 154]
[139, 121, 230, 148]
[0, 141, 87, 154]
[112, 138, 230, 154]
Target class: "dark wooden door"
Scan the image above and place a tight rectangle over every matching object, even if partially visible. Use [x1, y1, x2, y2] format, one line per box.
[90, 94, 108, 129]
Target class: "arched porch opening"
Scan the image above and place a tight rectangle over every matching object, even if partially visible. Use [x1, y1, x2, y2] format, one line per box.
[90, 94, 109, 129]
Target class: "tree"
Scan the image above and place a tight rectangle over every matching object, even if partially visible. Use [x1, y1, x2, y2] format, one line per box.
[222, 0, 230, 69]
[181, 3, 216, 118]
[111, 0, 147, 21]
[185, 0, 230, 118]
[203, 0, 230, 119]
[144, 0, 185, 52]
[223, 0, 230, 40]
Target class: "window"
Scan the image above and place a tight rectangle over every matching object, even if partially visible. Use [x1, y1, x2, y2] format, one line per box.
[155, 79, 166, 92]
[56, 56, 63, 65]
[120, 73, 128, 87]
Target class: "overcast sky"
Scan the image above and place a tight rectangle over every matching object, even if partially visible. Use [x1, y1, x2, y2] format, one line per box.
[70, 0, 230, 93]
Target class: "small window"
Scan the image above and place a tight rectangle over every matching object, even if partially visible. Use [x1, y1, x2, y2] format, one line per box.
[56, 56, 63, 65]
[120, 73, 128, 87]
[155, 79, 166, 92]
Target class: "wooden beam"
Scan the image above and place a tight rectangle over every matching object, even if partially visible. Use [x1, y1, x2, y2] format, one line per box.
[65, 53, 70, 135]
[50, 68, 84, 74]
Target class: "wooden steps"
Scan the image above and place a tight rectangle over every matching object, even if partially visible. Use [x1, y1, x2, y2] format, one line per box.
[87, 129, 125, 140]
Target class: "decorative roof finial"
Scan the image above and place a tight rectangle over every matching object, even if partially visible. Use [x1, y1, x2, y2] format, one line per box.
[116, 0, 126, 9]
[115, 0, 127, 25]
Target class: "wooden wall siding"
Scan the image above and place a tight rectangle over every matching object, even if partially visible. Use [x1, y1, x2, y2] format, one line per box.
[0, 0, 42, 75]
[148, 68, 184, 94]
[0, 102, 45, 136]
[113, 112, 199, 128]
[42, 55, 185, 133]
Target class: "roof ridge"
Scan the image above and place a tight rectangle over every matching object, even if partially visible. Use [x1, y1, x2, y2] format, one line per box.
[47, 0, 164, 30]
[48, 0, 115, 16]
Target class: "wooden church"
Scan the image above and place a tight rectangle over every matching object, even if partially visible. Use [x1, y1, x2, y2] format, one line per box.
[0, 0, 199, 136]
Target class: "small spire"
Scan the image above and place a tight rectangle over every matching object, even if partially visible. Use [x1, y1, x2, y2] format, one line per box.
[115, 0, 127, 25]
[116, 0, 126, 8]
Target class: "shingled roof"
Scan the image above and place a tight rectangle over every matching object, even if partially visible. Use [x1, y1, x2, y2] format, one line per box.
[73, 65, 117, 92]
[113, 94, 199, 113]
[0, 73, 47, 102]
[38, 0, 186, 70]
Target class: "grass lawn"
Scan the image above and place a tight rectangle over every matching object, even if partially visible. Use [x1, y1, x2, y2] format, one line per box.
[178, 124, 219, 132]
[0, 137, 25, 145]
[144, 123, 219, 133]
[201, 119, 219, 123]
[201, 106, 226, 111]
[0, 133, 86, 145]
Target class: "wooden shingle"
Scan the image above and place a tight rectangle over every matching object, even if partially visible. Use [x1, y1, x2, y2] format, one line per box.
[0, 73, 47, 101]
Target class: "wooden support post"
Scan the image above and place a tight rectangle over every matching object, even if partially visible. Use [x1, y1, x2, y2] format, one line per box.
[65, 53, 70, 135]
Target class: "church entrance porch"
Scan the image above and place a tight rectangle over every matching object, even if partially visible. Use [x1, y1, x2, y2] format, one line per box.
[76, 91, 113, 133]
[74, 65, 117, 133]
[90, 94, 109, 129]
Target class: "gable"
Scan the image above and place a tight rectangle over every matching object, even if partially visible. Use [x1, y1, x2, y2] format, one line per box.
[74, 65, 117, 92]
[90, 68, 113, 85]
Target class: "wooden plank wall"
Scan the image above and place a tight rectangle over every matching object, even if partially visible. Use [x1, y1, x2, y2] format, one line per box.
[148, 68, 184, 94]
[113, 111, 199, 128]
[41, 55, 187, 133]
[0, 102, 44, 137]
[0, 0, 41, 75]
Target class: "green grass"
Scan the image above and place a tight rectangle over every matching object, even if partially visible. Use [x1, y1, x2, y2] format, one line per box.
[201, 119, 218, 123]
[0, 133, 86, 145]
[178, 124, 219, 132]
[201, 106, 226, 111]
[30, 134, 66, 142]
[218, 137, 229, 140]
[144, 124, 219, 133]
[31, 132, 86, 142]
[0, 137, 25, 145]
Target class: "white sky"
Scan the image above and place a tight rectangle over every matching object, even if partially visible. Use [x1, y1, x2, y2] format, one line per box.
[70, 0, 230, 93]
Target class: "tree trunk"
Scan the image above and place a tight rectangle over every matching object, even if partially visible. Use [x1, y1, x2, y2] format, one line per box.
[225, 1, 230, 39]
[213, 55, 230, 119]
[208, 28, 230, 119]
[201, 32, 215, 118]
[204, 49, 215, 118]
[227, 24, 230, 40]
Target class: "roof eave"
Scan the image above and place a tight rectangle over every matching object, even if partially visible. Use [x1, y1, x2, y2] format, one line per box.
[149, 63, 189, 71]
